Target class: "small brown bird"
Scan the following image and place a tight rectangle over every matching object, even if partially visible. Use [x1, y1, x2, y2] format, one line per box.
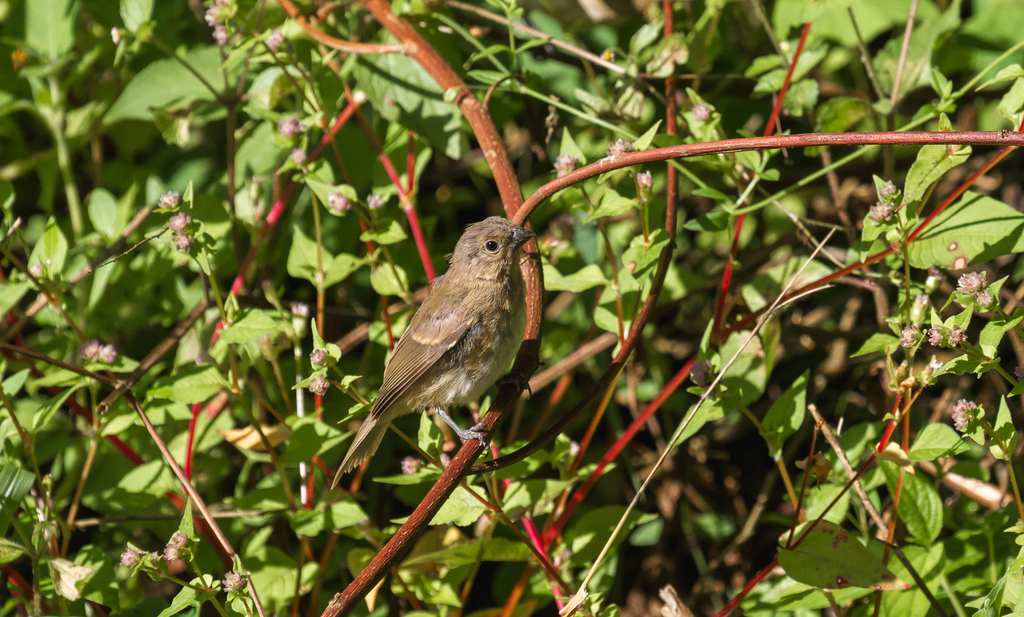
[332, 217, 535, 485]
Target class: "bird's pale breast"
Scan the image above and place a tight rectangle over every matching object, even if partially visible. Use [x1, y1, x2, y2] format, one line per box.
[400, 273, 526, 412]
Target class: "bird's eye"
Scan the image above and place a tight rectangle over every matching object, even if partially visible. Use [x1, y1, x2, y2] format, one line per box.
[484, 240, 500, 253]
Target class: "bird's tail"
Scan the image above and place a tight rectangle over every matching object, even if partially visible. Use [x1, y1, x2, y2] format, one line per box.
[331, 414, 391, 488]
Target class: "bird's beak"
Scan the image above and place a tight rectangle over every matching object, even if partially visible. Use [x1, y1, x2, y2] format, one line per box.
[511, 226, 536, 250]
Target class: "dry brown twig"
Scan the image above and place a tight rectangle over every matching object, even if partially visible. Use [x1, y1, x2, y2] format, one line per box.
[806, 404, 888, 532]
[125, 390, 269, 617]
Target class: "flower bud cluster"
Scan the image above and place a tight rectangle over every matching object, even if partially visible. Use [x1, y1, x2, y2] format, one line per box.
[81, 339, 118, 363]
[957, 271, 994, 309]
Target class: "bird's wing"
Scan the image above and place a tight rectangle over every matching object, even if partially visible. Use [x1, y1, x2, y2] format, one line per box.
[370, 302, 472, 418]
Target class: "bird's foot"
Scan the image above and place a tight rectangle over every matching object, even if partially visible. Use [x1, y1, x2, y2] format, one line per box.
[497, 372, 532, 398]
[434, 407, 487, 443]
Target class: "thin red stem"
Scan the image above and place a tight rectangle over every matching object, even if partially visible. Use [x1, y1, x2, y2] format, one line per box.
[184, 105, 357, 478]
[713, 21, 811, 333]
[764, 23, 811, 139]
[715, 391, 906, 616]
[342, 88, 436, 282]
[543, 357, 695, 548]
[722, 120, 1024, 338]
[515, 131, 1024, 226]
[407, 130, 416, 195]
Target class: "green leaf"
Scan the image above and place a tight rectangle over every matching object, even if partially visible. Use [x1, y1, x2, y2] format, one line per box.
[990, 397, 1018, 460]
[803, 484, 851, 525]
[26, 0, 77, 59]
[633, 121, 662, 151]
[902, 118, 970, 206]
[147, 366, 229, 404]
[964, 569, 1008, 617]
[502, 478, 572, 513]
[33, 385, 82, 431]
[565, 506, 654, 563]
[815, 97, 873, 133]
[155, 575, 217, 617]
[106, 47, 229, 123]
[279, 417, 348, 465]
[402, 537, 533, 569]
[583, 189, 636, 224]
[542, 263, 609, 293]
[907, 192, 1024, 269]
[178, 500, 195, 541]
[219, 309, 286, 345]
[979, 308, 1023, 358]
[287, 499, 368, 536]
[618, 86, 645, 120]
[120, 0, 153, 33]
[998, 78, 1024, 124]
[369, 262, 408, 296]
[429, 486, 490, 526]
[0, 538, 26, 565]
[684, 210, 730, 232]
[692, 187, 729, 201]
[27, 217, 69, 279]
[559, 130, 586, 165]
[873, 0, 961, 99]
[353, 35, 462, 158]
[760, 370, 808, 460]
[629, 23, 661, 54]
[907, 423, 969, 460]
[645, 34, 688, 78]
[245, 528, 317, 614]
[246, 66, 302, 112]
[0, 281, 33, 317]
[87, 189, 119, 239]
[287, 226, 361, 289]
[778, 521, 908, 591]
[417, 412, 442, 459]
[622, 228, 670, 276]
[325, 254, 363, 289]
[0, 463, 34, 505]
[360, 218, 408, 245]
[880, 461, 943, 543]
[0, 181, 13, 232]
[745, 54, 784, 77]
[574, 87, 611, 114]
[779, 79, 819, 115]
[851, 333, 900, 357]
[752, 47, 828, 93]
[978, 64, 1024, 91]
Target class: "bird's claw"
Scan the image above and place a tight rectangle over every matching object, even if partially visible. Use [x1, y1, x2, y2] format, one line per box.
[435, 408, 488, 444]
[455, 422, 487, 443]
[497, 372, 532, 398]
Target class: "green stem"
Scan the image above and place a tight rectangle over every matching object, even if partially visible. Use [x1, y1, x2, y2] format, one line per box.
[190, 563, 233, 617]
[939, 572, 967, 617]
[954, 40, 1024, 98]
[738, 403, 767, 433]
[328, 366, 370, 406]
[200, 247, 229, 320]
[976, 416, 1024, 519]
[901, 231, 913, 338]
[47, 76, 83, 241]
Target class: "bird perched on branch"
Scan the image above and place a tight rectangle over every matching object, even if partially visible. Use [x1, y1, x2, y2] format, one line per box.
[332, 217, 535, 486]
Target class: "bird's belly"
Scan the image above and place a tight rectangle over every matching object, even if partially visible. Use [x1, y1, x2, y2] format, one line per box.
[403, 314, 524, 410]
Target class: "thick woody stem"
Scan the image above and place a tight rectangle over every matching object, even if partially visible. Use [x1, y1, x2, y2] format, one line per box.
[320, 0, 542, 613]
